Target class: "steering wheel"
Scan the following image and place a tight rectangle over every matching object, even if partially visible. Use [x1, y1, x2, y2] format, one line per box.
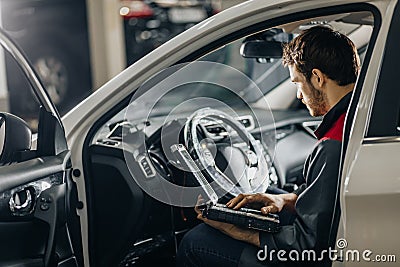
[183, 108, 271, 197]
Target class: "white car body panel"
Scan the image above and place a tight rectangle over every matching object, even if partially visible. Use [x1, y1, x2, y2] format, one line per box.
[336, 1, 399, 265]
[339, 142, 400, 266]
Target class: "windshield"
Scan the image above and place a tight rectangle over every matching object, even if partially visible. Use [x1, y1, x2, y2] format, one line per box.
[127, 38, 292, 120]
[104, 14, 372, 128]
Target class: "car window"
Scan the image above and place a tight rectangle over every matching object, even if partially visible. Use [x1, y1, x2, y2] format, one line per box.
[97, 10, 376, 142]
[146, 17, 374, 113]
[199, 23, 371, 104]
[199, 31, 292, 102]
[366, 2, 400, 138]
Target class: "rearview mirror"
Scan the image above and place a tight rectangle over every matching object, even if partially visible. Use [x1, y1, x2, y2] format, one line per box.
[240, 40, 283, 61]
[0, 113, 31, 165]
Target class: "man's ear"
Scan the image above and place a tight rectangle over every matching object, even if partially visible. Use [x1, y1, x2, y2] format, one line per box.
[311, 69, 326, 90]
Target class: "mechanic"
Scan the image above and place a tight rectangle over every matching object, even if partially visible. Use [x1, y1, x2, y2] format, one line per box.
[176, 26, 360, 267]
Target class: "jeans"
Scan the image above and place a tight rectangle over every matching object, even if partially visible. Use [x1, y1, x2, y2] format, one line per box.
[176, 223, 250, 267]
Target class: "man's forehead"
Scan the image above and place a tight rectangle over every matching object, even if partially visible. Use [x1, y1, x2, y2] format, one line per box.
[288, 65, 300, 82]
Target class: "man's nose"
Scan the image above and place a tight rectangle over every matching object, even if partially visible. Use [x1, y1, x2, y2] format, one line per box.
[297, 89, 302, 99]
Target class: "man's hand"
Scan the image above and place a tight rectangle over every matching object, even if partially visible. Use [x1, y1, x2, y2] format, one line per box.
[194, 196, 260, 246]
[226, 192, 298, 214]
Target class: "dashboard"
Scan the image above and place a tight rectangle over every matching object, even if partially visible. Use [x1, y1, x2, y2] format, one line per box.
[86, 107, 320, 266]
[93, 107, 319, 190]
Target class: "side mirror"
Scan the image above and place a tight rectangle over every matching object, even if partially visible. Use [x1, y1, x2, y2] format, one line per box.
[240, 40, 283, 61]
[0, 113, 31, 165]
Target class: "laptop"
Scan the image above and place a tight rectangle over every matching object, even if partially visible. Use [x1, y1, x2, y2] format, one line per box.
[170, 144, 281, 233]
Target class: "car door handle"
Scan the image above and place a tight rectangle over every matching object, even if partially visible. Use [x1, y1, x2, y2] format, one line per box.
[9, 187, 34, 215]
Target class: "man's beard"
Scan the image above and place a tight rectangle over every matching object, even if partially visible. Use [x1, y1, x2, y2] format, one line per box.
[306, 82, 328, 117]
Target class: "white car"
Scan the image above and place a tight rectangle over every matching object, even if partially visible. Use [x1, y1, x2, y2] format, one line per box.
[0, 0, 398, 266]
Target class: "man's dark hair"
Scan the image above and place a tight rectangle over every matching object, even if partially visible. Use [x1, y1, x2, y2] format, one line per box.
[282, 26, 360, 86]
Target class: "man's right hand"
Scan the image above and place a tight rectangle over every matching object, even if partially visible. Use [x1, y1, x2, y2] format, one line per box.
[226, 193, 298, 215]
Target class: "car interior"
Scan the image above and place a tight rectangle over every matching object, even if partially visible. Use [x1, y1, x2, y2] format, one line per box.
[84, 9, 377, 267]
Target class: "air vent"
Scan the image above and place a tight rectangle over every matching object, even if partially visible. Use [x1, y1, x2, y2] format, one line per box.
[275, 125, 296, 140]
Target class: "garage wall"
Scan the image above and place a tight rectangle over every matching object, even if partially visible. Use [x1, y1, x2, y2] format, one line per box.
[86, 0, 248, 90]
[86, 0, 126, 90]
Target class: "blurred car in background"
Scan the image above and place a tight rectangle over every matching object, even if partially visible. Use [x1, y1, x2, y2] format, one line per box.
[120, 0, 220, 65]
[0, 0, 92, 118]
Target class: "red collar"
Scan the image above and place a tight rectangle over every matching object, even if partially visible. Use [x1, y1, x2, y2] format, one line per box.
[314, 92, 352, 142]
[318, 113, 346, 142]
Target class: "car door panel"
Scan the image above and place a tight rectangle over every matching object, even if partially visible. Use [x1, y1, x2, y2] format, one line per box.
[0, 26, 79, 266]
[0, 221, 47, 263]
[0, 154, 67, 193]
[339, 1, 400, 266]
[0, 152, 73, 266]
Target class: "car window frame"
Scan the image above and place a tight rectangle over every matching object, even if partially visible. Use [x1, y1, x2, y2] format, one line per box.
[365, 1, 400, 139]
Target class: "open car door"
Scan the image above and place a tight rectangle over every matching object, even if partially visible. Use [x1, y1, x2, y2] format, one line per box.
[0, 29, 81, 266]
